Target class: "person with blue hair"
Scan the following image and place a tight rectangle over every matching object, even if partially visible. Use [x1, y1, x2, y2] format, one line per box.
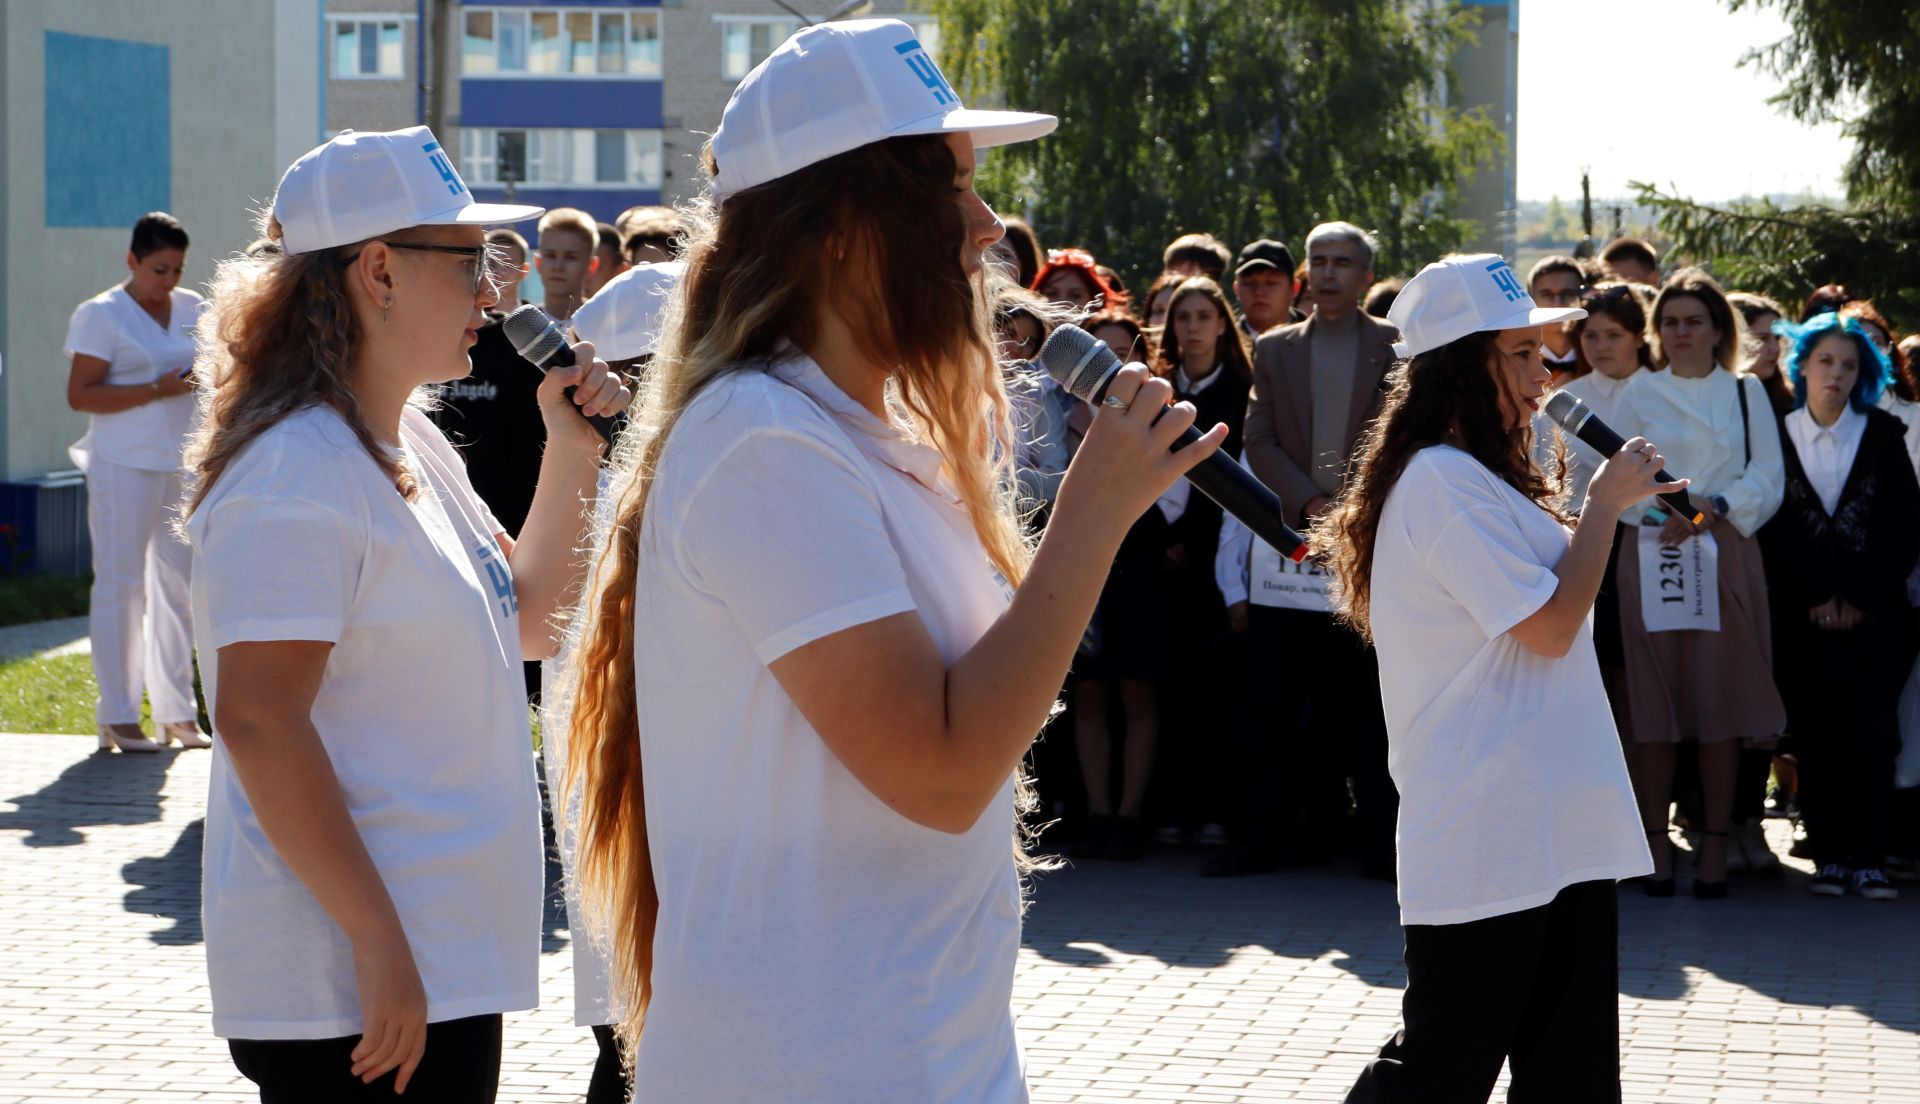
[1760, 311, 1920, 900]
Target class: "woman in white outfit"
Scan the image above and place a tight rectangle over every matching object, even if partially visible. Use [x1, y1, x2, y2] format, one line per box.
[560, 19, 1225, 1103]
[64, 212, 208, 753]
[184, 126, 627, 1102]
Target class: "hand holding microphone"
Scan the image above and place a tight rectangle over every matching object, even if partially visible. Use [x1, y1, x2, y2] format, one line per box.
[1585, 434, 1689, 523]
[1036, 324, 1310, 562]
[1056, 362, 1229, 541]
[502, 304, 631, 449]
[1543, 390, 1702, 528]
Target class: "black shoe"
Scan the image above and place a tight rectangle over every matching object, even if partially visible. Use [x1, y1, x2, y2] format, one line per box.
[1808, 863, 1849, 897]
[1691, 829, 1730, 899]
[1641, 828, 1676, 897]
[1072, 815, 1116, 861]
[1199, 846, 1279, 878]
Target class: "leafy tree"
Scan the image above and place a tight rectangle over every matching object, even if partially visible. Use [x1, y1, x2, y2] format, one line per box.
[1633, 185, 1920, 329]
[1729, 0, 1920, 206]
[1633, 2, 1920, 331]
[927, 0, 1499, 285]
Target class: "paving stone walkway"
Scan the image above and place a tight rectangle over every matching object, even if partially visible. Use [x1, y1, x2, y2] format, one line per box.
[2, 732, 1915, 1102]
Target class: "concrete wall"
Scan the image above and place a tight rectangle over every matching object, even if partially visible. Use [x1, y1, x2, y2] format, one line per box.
[0, 0, 323, 482]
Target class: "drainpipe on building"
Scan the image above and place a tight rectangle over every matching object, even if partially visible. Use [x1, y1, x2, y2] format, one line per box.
[415, 0, 426, 124]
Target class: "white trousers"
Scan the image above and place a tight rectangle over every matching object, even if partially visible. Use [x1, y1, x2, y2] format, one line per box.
[86, 458, 196, 725]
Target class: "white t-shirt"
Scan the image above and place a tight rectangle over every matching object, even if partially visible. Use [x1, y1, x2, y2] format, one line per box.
[63, 286, 204, 471]
[631, 350, 1024, 1102]
[187, 404, 543, 1040]
[1371, 446, 1650, 926]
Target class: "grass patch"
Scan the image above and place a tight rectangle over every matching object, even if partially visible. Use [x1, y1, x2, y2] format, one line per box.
[0, 573, 90, 629]
[0, 651, 141, 735]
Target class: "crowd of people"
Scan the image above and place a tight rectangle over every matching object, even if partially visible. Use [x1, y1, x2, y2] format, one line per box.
[992, 225, 1920, 902]
[51, 15, 1917, 1102]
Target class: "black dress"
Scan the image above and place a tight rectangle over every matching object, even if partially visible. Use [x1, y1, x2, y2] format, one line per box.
[1761, 406, 1920, 867]
[431, 313, 548, 538]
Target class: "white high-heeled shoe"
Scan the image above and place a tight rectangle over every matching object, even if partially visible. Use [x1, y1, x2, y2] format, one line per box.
[97, 724, 162, 754]
[157, 721, 212, 749]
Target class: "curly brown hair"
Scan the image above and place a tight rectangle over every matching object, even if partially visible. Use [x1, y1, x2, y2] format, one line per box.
[1313, 331, 1566, 641]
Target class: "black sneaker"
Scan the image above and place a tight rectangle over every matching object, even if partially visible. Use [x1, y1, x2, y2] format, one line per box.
[1788, 819, 1815, 859]
[1852, 867, 1900, 901]
[1808, 863, 1849, 897]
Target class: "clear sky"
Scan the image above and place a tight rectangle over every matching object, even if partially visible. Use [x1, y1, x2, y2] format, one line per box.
[1515, 0, 1855, 203]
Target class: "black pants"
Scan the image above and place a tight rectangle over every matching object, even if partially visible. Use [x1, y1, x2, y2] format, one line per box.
[1795, 625, 1907, 868]
[589, 1024, 633, 1104]
[1345, 880, 1621, 1104]
[1227, 606, 1396, 867]
[229, 1014, 501, 1103]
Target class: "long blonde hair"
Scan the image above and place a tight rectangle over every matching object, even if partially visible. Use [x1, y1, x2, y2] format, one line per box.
[185, 213, 421, 516]
[561, 136, 1037, 1052]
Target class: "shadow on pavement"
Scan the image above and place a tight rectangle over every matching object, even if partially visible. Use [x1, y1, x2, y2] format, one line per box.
[123, 816, 204, 944]
[1023, 843, 1920, 1032]
[1022, 846, 1407, 991]
[0, 742, 175, 846]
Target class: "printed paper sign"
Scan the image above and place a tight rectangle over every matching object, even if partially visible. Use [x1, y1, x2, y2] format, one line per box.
[1249, 540, 1333, 612]
[1638, 526, 1720, 633]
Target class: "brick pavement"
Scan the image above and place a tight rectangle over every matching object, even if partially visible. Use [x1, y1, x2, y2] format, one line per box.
[2, 731, 1916, 1102]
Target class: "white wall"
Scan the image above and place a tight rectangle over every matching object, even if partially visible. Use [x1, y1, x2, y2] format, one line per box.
[0, 0, 323, 481]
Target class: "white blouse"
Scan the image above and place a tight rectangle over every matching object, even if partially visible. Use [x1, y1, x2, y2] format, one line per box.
[1551, 368, 1641, 509]
[63, 286, 204, 471]
[1617, 366, 1784, 537]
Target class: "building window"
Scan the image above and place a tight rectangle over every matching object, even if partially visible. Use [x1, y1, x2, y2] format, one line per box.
[331, 19, 404, 78]
[463, 7, 661, 78]
[461, 128, 664, 191]
[720, 18, 798, 81]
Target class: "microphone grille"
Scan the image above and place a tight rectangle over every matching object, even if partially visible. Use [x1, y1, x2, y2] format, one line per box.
[502, 304, 567, 367]
[1541, 389, 1588, 431]
[1034, 324, 1116, 402]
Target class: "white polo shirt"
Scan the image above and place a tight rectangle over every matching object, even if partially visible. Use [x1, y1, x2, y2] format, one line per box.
[630, 349, 1024, 1102]
[1371, 445, 1650, 926]
[188, 404, 543, 1039]
[63, 286, 204, 471]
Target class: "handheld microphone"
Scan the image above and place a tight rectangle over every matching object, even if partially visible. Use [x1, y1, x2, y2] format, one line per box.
[1036, 324, 1309, 563]
[1542, 390, 1704, 524]
[501, 304, 621, 447]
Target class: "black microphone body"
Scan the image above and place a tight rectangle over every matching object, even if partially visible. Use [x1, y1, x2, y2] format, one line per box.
[500, 305, 621, 447]
[1035, 325, 1309, 563]
[1543, 391, 1703, 524]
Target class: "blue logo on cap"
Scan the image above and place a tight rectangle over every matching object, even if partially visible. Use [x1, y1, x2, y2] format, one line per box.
[894, 39, 956, 106]
[1485, 259, 1526, 303]
[422, 140, 466, 198]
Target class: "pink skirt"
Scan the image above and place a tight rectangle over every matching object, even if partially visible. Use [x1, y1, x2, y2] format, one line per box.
[1615, 520, 1786, 744]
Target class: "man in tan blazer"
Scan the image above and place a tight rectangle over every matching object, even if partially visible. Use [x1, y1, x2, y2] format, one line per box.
[1244, 223, 1401, 528]
[1208, 222, 1401, 881]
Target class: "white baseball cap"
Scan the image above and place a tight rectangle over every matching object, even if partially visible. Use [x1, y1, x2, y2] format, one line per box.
[272, 125, 544, 255]
[1388, 253, 1587, 359]
[709, 18, 1057, 200]
[570, 261, 685, 361]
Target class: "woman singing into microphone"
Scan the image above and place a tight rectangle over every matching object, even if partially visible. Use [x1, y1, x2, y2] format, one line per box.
[561, 19, 1225, 1102]
[1321, 255, 1673, 1103]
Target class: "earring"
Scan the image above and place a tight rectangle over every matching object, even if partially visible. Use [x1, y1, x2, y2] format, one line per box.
[382, 296, 392, 324]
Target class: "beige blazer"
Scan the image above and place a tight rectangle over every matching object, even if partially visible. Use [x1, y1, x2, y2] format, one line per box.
[1242, 311, 1401, 527]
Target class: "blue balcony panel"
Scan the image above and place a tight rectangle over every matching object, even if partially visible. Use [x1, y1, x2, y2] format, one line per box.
[461, 79, 661, 130]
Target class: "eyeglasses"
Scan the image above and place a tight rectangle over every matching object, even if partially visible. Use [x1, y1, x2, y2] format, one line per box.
[339, 241, 504, 296]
